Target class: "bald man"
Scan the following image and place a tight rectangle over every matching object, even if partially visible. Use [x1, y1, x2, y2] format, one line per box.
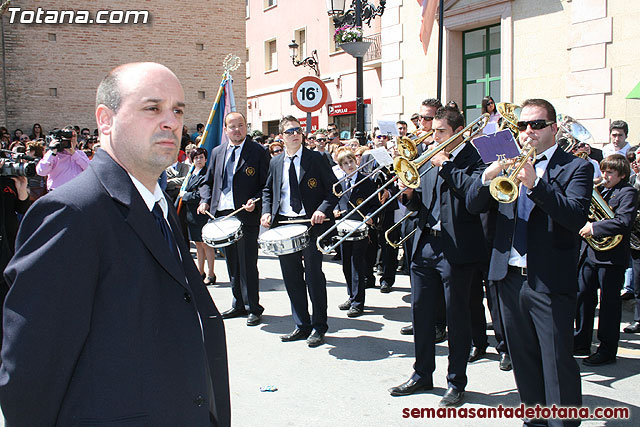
[0, 63, 230, 426]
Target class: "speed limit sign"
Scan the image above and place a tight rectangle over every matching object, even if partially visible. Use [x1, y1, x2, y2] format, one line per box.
[292, 76, 328, 113]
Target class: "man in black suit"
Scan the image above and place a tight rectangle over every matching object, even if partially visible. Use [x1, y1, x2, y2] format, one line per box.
[574, 154, 638, 365]
[198, 112, 269, 326]
[389, 106, 486, 408]
[467, 98, 593, 426]
[0, 62, 230, 426]
[261, 116, 338, 347]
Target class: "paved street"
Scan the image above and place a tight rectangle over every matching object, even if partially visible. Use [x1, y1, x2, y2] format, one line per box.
[2, 248, 638, 426]
[208, 249, 640, 427]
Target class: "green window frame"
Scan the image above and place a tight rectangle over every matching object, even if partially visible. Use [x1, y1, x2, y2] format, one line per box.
[462, 24, 500, 119]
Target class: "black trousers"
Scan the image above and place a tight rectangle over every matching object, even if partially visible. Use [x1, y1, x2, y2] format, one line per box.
[468, 268, 489, 350]
[409, 232, 474, 391]
[631, 250, 640, 322]
[499, 268, 581, 426]
[216, 211, 263, 315]
[341, 238, 368, 309]
[277, 223, 328, 335]
[485, 279, 508, 354]
[574, 258, 625, 357]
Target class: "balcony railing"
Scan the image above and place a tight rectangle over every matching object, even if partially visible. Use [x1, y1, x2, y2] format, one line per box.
[363, 33, 381, 63]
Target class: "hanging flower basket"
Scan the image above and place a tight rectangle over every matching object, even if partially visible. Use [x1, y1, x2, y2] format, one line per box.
[338, 41, 372, 58]
[334, 24, 364, 44]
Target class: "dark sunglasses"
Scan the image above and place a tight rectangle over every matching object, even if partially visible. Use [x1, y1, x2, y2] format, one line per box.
[375, 135, 388, 139]
[419, 115, 434, 121]
[486, 101, 494, 105]
[316, 138, 327, 142]
[517, 120, 555, 132]
[283, 127, 303, 135]
[271, 148, 283, 154]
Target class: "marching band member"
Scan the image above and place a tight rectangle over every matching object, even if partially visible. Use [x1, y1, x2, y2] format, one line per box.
[467, 99, 593, 425]
[574, 154, 638, 365]
[261, 116, 338, 347]
[198, 112, 269, 326]
[389, 105, 486, 408]
[334, 149, 379, 317]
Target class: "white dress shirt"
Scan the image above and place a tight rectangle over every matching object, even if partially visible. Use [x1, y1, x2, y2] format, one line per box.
[278, 145, 306, 217]
[218, 141, 244, 211]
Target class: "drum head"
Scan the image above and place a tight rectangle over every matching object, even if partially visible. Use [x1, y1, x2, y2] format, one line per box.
[203, 217, 242, 239]
[259, 224, 308, 241]
[337, 219, 367, 232]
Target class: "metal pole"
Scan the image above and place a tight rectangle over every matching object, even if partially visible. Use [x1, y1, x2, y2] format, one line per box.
[355, 0, 365, 145]
[306, 111, 312, 134]
[437, 0, 444, 101]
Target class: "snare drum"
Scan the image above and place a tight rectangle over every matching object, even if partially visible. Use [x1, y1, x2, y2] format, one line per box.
[202, 217, 243, 248]
[336, 219, 368, 241]
[258, 224, 310, 255]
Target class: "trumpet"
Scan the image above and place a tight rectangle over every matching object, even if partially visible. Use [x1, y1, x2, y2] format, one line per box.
[496, 102, 522, 142]
[396, 129, 434, 160]
[317, 114, 490, 254]
[489, 138, 536, 204]
[393, 114, 490, 189]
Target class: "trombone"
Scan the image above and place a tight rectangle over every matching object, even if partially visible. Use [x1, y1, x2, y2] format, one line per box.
[384, 211, 417, 249]
[317, 114, 490, 254]
[331, 148, 392, 197]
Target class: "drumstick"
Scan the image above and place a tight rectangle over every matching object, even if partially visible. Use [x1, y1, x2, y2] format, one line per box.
[348, 201, 367, 220]
[203, 210, 216, 220]
[279, 218, 331, 224]
[223, 197, 261, 220]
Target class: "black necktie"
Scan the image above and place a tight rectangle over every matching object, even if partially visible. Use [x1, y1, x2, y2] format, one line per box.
[152, 202, 181, 263]
[512, 155, 546, 255]
[427, 173, 441, 228]
[221, 146, 238, 194]
[289, 155, 302, 213]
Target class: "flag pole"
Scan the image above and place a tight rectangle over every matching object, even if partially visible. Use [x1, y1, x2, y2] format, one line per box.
[176, 54, 241, 214]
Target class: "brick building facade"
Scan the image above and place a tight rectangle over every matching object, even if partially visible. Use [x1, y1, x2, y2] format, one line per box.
[0, 0, 246, 136]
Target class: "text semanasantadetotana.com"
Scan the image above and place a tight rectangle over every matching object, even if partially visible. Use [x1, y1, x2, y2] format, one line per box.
[402, 404, 630, 420]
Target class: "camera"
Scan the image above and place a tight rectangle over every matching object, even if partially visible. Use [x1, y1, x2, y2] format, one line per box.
[46, 128, 73, 154]
[0, 151, 37, 177]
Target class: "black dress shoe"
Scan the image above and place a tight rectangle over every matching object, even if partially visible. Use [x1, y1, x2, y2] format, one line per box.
[380, 282, 392, 293]
[389, 379, 433, 396]
[573, 347, 591, 356]
[221, 307, 248, 319]
[435, 326, 447, 344]
[280, 328, 311, 342]
[624, 321, 640, 333]
[400, 325, 414, 335]
[583, 352, 616, 366]
[307, 331, 325, 347]
[439, 387, 464, 407]
[468, 346, 487, 362]
[499, 353, 512, 371]
[246, 313, 261, 326]
[338, 299, 351, 310]
[621, 290, 635, 300]
[347, 306, 363, 317]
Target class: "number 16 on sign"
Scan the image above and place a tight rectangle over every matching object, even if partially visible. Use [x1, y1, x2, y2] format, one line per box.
[292, 76, 328, 133]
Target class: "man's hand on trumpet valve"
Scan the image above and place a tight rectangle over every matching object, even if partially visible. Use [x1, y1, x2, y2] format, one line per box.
[310, 210, 326, 225]
[197, 203, 210, 215]
[517, 161, 537, 189]
[260, 213, 272, 228]
[579, 221, 594, 238]
[243, 198, 256, 212]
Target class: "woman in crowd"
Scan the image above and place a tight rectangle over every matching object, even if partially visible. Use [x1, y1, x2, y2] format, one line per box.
[268, 140, 283, 157]
[30, 123, 44, 140]
[481, 96, 501, 134]
[178, 147, 216, 285]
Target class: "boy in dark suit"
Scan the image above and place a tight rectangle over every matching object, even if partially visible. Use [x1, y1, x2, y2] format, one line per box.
[574, 154, 638, 365]
[261, 116, 338, 347]
[334, 149, 379, 317]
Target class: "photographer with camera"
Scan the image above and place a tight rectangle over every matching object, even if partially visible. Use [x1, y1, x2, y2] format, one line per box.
[0, 156, 31, 351]
[36, 126, 90, 190]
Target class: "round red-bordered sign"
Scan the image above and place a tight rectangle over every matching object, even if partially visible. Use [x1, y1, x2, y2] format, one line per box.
[292, 76, 328, 113]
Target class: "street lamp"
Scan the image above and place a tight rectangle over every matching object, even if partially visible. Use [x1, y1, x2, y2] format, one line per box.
[326, 0, 385, 145]
[288, 40, 320, 77]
